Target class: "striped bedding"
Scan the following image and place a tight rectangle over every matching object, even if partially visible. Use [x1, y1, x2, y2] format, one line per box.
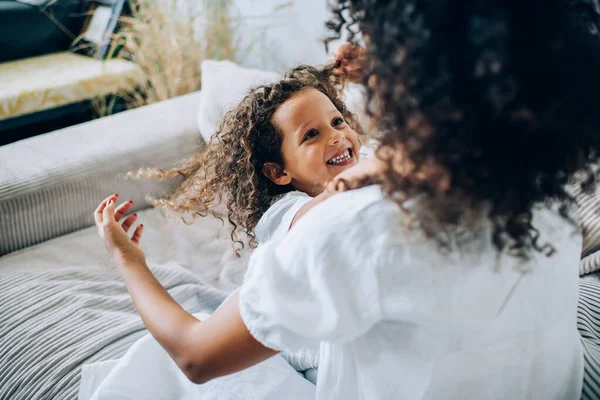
[579, 278, 600, 400]
[0, 207, 248, 399]
[0, 263, 226, 400]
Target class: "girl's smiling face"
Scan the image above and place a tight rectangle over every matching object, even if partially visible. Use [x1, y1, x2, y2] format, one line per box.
[264, 88, 361, 196]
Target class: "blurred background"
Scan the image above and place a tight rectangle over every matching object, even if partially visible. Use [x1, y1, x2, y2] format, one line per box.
[0, 0, 337, 145]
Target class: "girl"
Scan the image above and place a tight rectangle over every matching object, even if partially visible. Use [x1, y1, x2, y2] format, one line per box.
[132, 64, 368, 255]
[97, 64, 374, 375]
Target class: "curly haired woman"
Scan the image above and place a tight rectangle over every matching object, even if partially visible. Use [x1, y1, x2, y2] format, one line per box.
[93, 1, 600, 399]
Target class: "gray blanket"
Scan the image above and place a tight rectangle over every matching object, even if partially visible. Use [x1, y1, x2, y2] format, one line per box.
[0, 263, 227, 400]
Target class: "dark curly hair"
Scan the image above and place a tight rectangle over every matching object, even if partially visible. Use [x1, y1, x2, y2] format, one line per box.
[130, 65, 363, 254]
[326, 0, 600, 259]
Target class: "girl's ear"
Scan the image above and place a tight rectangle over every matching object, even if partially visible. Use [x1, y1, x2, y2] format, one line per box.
[262, 162, 292, 186]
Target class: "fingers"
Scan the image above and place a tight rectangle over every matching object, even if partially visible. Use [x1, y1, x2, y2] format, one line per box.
[334, 43, 354, 61]
[95, 195, 134, 224]
[121, 213, 138, 233]
[114, 200, 133, 222]
[332, 44, 366, 84]
[102, 197, 117, 223]
[334, 178, 349, 192]
[95, 194, 118, 225]
[334, 43, 364, 62]
[131, 224, 144, 244]
[326, 177, 348, 194]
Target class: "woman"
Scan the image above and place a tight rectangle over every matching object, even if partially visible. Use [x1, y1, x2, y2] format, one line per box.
[95, 1, 600, 398]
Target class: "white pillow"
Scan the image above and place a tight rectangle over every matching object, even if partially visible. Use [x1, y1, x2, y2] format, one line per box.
[197, 60, 279, 143]
[197, 60, 374, 143]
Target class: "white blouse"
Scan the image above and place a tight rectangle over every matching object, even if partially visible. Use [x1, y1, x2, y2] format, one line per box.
[239, 185, 584, 399]
[255, 191, 312, 244]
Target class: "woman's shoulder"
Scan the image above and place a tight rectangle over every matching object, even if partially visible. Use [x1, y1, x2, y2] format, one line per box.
[317, 185, 396, 223]
[287, 185, 401, 244]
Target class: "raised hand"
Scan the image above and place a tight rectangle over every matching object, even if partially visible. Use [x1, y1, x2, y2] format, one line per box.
[94, 194, 146, 266]
[333, 43, 367, 84]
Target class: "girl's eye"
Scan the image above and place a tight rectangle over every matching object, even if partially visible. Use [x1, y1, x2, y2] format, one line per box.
[332, 117, 345, 127]
[303, 129, 318, 141]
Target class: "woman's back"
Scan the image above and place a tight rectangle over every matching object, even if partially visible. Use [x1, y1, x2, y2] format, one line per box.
[348, 189, 582, 399]
[241, 185, 583, 399]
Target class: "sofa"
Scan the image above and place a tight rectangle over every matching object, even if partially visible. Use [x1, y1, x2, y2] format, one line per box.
[0, 90, 257, 399]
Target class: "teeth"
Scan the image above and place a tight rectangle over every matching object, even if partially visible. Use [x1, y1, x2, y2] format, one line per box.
[328, 150, 351, 165]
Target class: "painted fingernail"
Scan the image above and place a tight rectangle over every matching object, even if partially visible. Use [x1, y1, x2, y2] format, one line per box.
[108, 200, 113, 205]
[128, 200, 133, 204]
[133, 213, 137, 217]
[140, 224, 144, 228]
[114, 193, 118, 197]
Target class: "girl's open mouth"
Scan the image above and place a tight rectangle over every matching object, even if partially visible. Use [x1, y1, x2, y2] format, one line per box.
[327, 148, 354, 166]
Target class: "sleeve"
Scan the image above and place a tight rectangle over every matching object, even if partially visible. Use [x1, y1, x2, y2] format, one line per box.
[254, 191, 312, 244]
[239, 194, 384, 351]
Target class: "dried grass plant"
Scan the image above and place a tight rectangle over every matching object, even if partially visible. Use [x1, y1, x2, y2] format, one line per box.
[94, 0, 237, 117]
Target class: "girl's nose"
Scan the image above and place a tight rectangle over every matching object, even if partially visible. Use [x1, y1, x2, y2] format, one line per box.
[328, 129, 345, 146]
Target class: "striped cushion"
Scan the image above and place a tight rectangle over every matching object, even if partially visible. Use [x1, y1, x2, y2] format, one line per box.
[578, 278, 600, 399]
[575, 182, 600, 276]
[0, 92, 203, 256]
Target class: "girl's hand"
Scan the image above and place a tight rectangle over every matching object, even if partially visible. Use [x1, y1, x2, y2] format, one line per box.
[333, 43, 367, 84]
[94, 194, 146, 267]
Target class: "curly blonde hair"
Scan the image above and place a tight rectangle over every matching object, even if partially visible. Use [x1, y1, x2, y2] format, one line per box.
[130, 65, 363, 254]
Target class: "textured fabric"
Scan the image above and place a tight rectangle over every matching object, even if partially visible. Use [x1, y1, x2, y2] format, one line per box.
[0, 91, 202, 256]
[0, 262, 226, 400]
[240, 185, 584, 400]
[578, 277, 600, 400]
[0, 52, 144, 120]
[0, 204, 250, 400]
[576, 181, 600, 275]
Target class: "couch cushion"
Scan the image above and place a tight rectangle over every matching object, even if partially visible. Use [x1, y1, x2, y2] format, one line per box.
[0, 91, 202, 256]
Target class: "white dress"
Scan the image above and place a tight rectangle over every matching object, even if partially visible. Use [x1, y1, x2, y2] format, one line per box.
[239, 185, 584, 400]
[256, 191, 320, 372]
[255, 191, 312, 244]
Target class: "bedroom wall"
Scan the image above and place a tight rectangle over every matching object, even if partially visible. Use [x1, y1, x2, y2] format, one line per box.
[179, 0, 345, 72]
[231, 0, 336, 72]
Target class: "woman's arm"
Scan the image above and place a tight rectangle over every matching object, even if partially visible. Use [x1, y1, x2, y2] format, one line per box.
[94, 195, 277, 385]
